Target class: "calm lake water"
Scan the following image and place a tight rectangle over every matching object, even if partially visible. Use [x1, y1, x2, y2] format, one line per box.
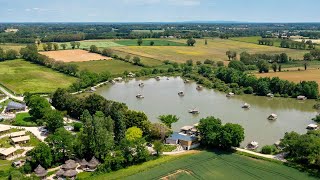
[97, 76, 317, 147]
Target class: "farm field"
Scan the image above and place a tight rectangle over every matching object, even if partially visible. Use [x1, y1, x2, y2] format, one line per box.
[39, 49, 111, 62]
[69, 60, 143, 75]
[114, 39, 186, 46]
[0, 43, 26, 51]
[82, 151, 316, 180]
[112, 49, 163, 67]
[0, 59, 77, 94]
[255, 69, 320, 90]
[111, 38, 308, 63]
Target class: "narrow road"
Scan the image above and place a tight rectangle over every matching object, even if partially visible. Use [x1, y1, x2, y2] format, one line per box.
[0, 86, 24, 102]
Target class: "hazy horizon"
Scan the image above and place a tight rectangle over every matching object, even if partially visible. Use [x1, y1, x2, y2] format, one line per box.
[1, 0, 320, 23]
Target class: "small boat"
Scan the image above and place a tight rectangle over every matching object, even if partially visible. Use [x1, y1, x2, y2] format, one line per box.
[167, 77, 169, 80]
[178, 91, 185, 96]
[184, 79, 190, 83]
[226, 92, 235, 97]
[242, 103, 250, 109]
[267, 93, 274, 98]
[196, 85, 203, 90]
[297, 95, 307, 100]
[189, 108, 200, 114]
[138, 83, 144, 87]
[155, 76, 161, 81]
[307, 124, 318, 130]
[246, 141, 259, 150]
[136, 94, 144, 99]
[268, 113, 278, 120]
[127, 72, 135, 78]
[114, 77, 123, 82]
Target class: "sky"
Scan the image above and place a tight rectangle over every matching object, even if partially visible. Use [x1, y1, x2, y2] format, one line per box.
[0, 0, 319, 23]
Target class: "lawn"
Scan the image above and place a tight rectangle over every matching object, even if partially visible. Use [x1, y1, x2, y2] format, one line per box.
[230, 36, 263, 44]
[38, 40, 123, 51]
[125, 151, 315, 180]
[255, 69, 320, 90]
[112, 49, 163, 67]
[21, 132, 40, 147]
[79, 150, 315, 180]
[111, 38, 307, 63]
[0, 137, 11, 148]
[114, 39, 186, 46]
[69, 60, 143, 75]
[13, 113, 37, 127]
[0, 59, 77, 94]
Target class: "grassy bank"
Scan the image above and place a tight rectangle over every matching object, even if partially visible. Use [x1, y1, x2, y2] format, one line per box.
[0, 59, 77, 94]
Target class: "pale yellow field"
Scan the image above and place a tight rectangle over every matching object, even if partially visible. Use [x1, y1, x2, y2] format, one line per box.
[111, 39, 307, 63]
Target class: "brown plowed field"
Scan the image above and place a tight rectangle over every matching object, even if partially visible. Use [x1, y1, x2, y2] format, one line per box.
[39, 49, 111, 62]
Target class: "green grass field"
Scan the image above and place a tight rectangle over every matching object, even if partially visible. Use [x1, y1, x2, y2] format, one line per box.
[114, 39, 186, 46]
[79, 151, 316, 180]
[0, 59, 77, 94]
[230, 36, 262, 44]
[112, 49, 163, 67]
[124, 151, 316, 180]
[69, 60, 143, 75]
[13, 113, 37, 127]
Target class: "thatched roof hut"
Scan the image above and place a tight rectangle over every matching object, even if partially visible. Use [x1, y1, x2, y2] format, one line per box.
[79, 159, 88, 168]
[55, 169, 65, 177]
[88, 156, 99, 169]
[34, 165, 47, 177]
[63, 170, 78, 178]
[62, 160, 77, 170]
[65, 159, 76, 164]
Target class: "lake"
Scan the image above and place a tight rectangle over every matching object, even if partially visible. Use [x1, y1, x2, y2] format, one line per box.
[97, 76, 317, 147]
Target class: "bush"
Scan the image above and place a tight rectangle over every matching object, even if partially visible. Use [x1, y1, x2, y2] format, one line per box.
[217, 61, 224, 67]
[243, 87, 253, 94]
[73, 122, 83, 132]
[312, 115, 320, 123]
[261, 145, 276, 154]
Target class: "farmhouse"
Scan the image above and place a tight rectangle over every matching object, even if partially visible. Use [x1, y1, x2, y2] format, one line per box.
[0, 147, 17, 160]
[5, 101, 26, 112]
[11, 135, 30, 144]
[166, 132, 199, 150]
[4, 28, 18, 33]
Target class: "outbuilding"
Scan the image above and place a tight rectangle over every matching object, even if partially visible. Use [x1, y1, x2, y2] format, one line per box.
[11, 135, 30, 144]
[0, 147, 17, 160]
[5, 101, 26, 112]
[166, 132, 199, 150]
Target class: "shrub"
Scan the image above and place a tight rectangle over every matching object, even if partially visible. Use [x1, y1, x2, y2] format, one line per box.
[73, 122, 83, 132]
[261, 145, 276, 154]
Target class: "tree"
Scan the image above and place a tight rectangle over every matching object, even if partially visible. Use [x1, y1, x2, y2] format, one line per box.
[272, 63, 278, 72]
[304, 62, 308, 70]
[28, 143, 53, 169]
[198, 116, 222, 147]
[42, 44, 48, 51]
[70, 41, 76, 49]
[5, 49, 18, 60]
[187, 38, 196, 46]
[150, 41, 155, 46]
[261, 145, 276, 154]
[205, 39, 208, 45]
[226, 51, 237, 60]
[186, 60, 193, 66]
[28, 95, 51, 120]
[46, 42, 53, 51]
[153, 140, 164, 156]
[125, 55, 131, 62]
[133, 56, 141, 65]
[217, 61, 224, 67]
[124, 110, 150, 135]
[158, 115, 179, 128]
[60, 43, 67, 50]
[279, 53, 288, 63]
[304, 53, 313, 61]
[0, 48, 5, 61]
[46, 128, 74, 162]
[137, 38, 143, 46]
[53, 43, 59, 51]
[228, 60, 246, 71]
[150, 123, 171, 140]
[102, 48, 113, 57]
[89, 45, 98, 53]
[278, 64, 282, 72]
[125, 126, 143, 142]
[218, 123, 244, 149]
[44, 109, 64, 133]
[75, 42, 81, 49]
[256, 60, 269, 73]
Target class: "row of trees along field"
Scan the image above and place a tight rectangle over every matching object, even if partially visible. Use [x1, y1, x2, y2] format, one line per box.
[179, 60, 318, 99]
[40, 41, 81, 51]
[21, 88, 245, 176]
[0, 48, 19, 60]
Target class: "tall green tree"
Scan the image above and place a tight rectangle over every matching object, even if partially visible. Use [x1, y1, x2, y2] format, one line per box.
[60, 43, 67, 50]
[187, 38, 196, 46]
[70, 41, 76, 49]
[219, 123, 244, 149]
[198, 116, 222, 147]
[137, 38, 143, 46]
[125, 126, 143, 142]
[28, 95, 51, 120]
[28, 143, 53, 169]
[158, 115, 179, 129]
[44, 109, 64, 133]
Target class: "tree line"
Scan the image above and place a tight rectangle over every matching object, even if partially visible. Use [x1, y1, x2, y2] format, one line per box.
[0, 48, 19, 61]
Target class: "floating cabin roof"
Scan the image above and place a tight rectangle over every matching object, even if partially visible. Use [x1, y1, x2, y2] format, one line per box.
[0, 147, 17, 156]
[6, 101, 26, 111]
[11, 135, 30, 143]
[167, 132, 198, 142]
[34, 164, 48, 177]
[0, 126, 10, 132]
[10, 131, 26, 138]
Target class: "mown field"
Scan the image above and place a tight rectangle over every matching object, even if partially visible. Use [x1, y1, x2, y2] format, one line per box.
[114, 39, 186, 46]
[0, 59, 77, 94]
[69, 60, 143, 75]
[80, 151, 316, 180]
[255, 69, 320, 90]
[0, 43, 26, 51]
[111, 38, 307, 63]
